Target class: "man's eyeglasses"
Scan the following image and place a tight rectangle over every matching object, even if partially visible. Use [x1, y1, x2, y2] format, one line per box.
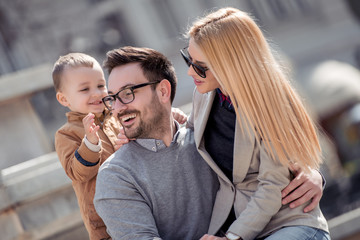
[180, 47, 209, 78]
[102, 81, 160, 110]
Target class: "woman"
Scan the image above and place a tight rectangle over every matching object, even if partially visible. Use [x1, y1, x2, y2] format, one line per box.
[183, 7, 330, 240]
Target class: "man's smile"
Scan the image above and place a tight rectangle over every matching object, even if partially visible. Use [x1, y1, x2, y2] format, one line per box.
[119, 113, 137, 126]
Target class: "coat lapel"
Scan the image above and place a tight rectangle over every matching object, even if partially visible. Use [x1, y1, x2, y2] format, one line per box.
[193, 90, 256, 184]
[194, 91, 232, 184]
[232, 115, 256, 183]
[194, 91, 215, 148]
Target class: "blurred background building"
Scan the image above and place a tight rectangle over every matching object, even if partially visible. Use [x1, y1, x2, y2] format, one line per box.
[0, 0, 360, 239]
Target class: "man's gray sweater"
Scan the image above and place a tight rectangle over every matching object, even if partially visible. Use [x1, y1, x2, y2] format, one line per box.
[94, 126, 219, 240]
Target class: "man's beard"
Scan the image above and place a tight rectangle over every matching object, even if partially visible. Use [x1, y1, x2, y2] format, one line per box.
[121, 95, 167, 140]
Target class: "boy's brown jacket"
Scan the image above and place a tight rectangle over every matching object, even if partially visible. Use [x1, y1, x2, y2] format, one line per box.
[55, 111, 120, 240]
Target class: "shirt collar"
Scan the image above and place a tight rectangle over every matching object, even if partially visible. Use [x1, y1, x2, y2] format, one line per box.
[66, 111, 105, 125]
[216, 88, 234, 111]
[134, 121, 180, 152]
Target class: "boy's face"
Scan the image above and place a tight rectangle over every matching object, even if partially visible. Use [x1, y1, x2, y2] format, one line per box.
[56, 63, 107, 116]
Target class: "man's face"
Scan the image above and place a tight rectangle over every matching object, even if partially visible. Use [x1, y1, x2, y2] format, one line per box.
[108, 63, 165, 139]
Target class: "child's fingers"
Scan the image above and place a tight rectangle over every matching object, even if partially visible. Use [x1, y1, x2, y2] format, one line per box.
[117, 130, 128, 140]
[179, 115, 187, 124]
[114, 138, 129, 150]
[171, 107, 188, 124]
[117, 128, 137, 140]
[86, 126, 100, 144]
[83, 114, 95, 128]
[89, 125, 100, 133]
[116, 138, 129, 144]
[83, 112, 94, 121]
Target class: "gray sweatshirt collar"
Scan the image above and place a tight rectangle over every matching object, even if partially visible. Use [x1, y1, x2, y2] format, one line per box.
[134, 121, 180, 152]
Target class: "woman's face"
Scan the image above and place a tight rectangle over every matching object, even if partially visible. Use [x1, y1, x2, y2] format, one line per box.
[186, 38, 221, 94]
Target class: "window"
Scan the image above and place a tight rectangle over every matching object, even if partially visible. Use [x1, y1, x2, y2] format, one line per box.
[247, 0, 321, 24]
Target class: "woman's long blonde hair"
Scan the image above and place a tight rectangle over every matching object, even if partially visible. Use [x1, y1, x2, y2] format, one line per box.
[188, 7, 322, 170]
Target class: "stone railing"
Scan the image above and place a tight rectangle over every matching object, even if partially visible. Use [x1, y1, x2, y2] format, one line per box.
[328, 207, 360, 240]
[0, 152, 87, 240]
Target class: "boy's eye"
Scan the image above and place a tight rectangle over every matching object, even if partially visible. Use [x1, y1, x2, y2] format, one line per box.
[80, 88, 89, 92]
[98, 84, 105, 88]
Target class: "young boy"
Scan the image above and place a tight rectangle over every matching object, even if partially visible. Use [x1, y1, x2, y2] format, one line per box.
[53, 52, 187, 240]
[53, 53, 120, 240]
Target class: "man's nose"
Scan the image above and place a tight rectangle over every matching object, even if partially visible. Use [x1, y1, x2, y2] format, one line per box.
[112, 98, 128, 114]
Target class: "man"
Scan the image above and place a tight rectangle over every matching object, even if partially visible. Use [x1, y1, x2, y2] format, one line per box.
[94, 46, 219, 240]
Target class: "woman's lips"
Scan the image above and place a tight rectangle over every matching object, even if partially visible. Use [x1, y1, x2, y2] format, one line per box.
[193, 79, 203, 86]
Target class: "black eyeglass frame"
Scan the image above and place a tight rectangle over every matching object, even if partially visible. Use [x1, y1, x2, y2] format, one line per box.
[180, 47, 209, 78]
[102, 81, 161, 110]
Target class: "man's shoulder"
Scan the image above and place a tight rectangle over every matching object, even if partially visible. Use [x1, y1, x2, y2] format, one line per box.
[101, 142, 140, 167]
[97, 142, 144, 184]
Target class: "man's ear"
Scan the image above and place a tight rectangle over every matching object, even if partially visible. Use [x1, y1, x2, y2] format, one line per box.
[157, 79, 171, 104]
[56, 91, 69, 107]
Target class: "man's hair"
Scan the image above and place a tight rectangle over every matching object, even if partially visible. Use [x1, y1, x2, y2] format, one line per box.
[52, 53, 98, 92]
[103, 46, 177, 103]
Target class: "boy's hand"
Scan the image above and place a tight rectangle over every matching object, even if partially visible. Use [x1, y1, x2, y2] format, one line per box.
[83, 113, 100, 145]
[114, 127, 130, 151]
[171, 107, 187, 124]
[282, 164, 323, 212]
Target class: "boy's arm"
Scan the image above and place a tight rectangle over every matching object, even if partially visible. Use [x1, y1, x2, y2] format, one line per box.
[55, 127, 102, 183]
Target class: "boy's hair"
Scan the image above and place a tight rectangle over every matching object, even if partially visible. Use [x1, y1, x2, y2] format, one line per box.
[103, 46, 177, 103]
[52, 53, 98, 92]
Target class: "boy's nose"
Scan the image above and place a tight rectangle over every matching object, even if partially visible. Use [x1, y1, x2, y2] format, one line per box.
[93, 88, 103, 96]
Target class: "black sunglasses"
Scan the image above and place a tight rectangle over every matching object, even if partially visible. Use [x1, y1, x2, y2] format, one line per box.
[102, 81, 160, 110]
[180, 47, 209, 78]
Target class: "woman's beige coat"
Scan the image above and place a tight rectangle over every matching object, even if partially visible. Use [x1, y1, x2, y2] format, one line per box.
[187, 89, 328, 240]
